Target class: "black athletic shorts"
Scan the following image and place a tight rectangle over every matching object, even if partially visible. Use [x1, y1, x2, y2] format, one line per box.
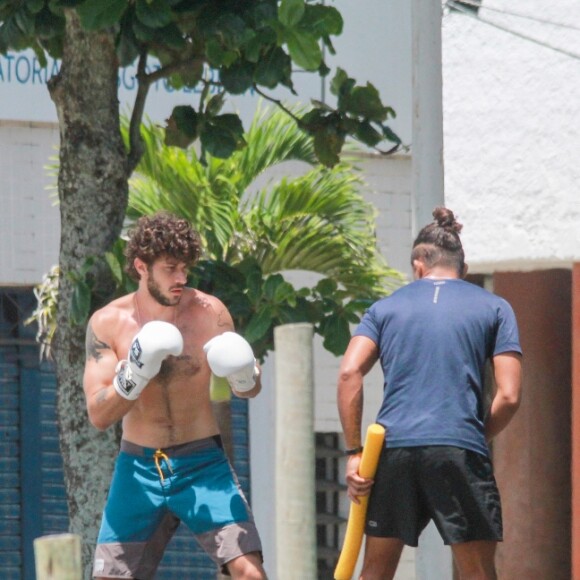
[365, 446, 503, 547]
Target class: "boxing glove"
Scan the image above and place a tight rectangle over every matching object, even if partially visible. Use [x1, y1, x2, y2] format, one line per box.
[114, 321, 184, 400]
[203, 331, 260, 393]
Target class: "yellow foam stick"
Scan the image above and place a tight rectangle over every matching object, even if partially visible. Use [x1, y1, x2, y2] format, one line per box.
[334, 423, 386, 580]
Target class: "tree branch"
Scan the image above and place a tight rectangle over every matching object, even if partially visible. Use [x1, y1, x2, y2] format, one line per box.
[252, 85, 303, 124]
[126, 55, 206, 175]
[126, 52, 150, 176]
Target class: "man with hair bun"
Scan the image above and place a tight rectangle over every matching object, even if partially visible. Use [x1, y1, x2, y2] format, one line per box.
[338, 207, 522, 579]
[84, 211, 266, 579]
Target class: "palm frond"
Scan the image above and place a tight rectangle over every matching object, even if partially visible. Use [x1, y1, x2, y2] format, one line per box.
[234, 103, 317, 190]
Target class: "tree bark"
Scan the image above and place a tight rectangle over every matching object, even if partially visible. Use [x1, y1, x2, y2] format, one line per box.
[48, 11, 129, 578]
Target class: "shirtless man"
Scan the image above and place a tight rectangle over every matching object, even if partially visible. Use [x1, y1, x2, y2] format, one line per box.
[83, 212, 266, 579]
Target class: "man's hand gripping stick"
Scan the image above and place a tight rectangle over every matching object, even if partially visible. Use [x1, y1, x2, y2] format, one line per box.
[334, 423, 386, 580]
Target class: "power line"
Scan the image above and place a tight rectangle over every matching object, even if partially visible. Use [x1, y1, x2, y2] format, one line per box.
[446, 0, 580, 61]
[451, 0, 580, 32]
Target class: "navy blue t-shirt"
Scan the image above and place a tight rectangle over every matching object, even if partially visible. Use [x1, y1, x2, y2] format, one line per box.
[354, 278, 522, 457]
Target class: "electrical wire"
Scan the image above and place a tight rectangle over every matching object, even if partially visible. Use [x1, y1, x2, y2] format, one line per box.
[446, 0, 580, 61]
[450, 0, 580, 32]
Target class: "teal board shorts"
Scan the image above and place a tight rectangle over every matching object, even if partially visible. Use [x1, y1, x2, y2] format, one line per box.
[93, 436, 262, 579]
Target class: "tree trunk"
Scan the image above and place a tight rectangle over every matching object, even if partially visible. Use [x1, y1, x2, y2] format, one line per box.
[48, 11, 129, 578]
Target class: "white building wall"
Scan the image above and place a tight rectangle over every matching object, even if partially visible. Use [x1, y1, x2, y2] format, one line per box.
[0, 122, 60, 285]
[442, 1, 580, 273]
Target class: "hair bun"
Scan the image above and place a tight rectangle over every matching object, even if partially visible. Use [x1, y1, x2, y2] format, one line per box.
[432, 206, 463, 234]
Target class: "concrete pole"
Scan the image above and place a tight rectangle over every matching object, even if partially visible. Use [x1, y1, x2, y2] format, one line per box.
[34, 533, 82, 580]
[411, 3, 452, 579]
[411, 0, 445, 238]
[274, 323, 317, 580]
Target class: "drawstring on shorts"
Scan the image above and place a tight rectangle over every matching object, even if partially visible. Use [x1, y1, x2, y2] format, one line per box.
[153, 449, 174, 482]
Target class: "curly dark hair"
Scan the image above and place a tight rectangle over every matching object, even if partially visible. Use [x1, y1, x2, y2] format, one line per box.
[124, 212, 202, 281]
[411, 206, 465, 275]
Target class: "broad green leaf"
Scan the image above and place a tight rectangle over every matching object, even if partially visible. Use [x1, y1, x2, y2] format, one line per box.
[244, 305, 274, 343]
[52, 0, 87, 6]
[285, 28, 321, 71]
[313, 125, 344, 167]
[165, 105, 199, 148]
[206, 39, 238, 68]
[219, 60, 254, 95]
[35, 7, 65, 38]
[14, 8, 36, 36]
[27, 0, 47, 13]
[340, 83, 389, 123]
[355, 121, 383, 147]
[321, 313, 350, 355]
[254, 47, 291, 89]
[301, 5, 343, 36]
[104, 252, 123, 284]
[246, 270, 264, 305]
[77, 0, 129, 31]
[316, 278, 338, 297]
[117, 21, 140, 66]
[330, 68, 349, 96]
[201, 114, 246, 159]
[135, 0, 173, 29]
[273, 281, 296, 305]
[279, 0, 304, 28]
[71, 280, 91, 325]
[205, 93, 225, 116]
[263, 274, 285, 300]
[382, 125, 402, 145]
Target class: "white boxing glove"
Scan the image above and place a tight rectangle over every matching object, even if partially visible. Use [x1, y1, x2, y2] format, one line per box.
[203, 331, 260, 393]
[114, 321, 184, 400]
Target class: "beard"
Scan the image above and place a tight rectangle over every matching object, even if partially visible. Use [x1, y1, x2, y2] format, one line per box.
[147, 274, 182, 307]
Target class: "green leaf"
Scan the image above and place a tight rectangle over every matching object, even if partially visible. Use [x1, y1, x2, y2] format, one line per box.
[35, 7, 65, 39]
[382, 125, 402, 145]
[273, 281, 296, 305]
[14, 8, 36, 36]
[104, 252, 124, 285]
[316, 278, 338, 297]
[52, 0, 86, 6]
[339, 83, 390, 123]
[278, 0, 305, 28]
[254, 46, 291, 89]
[355, 121, 384, 147]
[200, 113, 246, 159]
[301, 5, 343, 36]
[165, 105, 199, 148]
[312, 124, 344, 168]
[321, 313, 350, 355]
[219, 60, 254, 95]
[263, 274, 285, 300]
[135, 0, 174, 29]
[206, 39, 238, 68]
[117, 17, 140, 66]
[285, 28, 321, 71]
[205, 93, 225, 116]
[27, 0, 47, 13]
[77, 0, 129, 31]
[330, 68, 355, 98]
[244, 305, 274, 343]
[246, 270, 264, 305]
[71, 280, 91, 326]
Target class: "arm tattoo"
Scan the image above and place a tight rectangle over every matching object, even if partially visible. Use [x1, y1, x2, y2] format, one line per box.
[86, 324, 111, 362]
